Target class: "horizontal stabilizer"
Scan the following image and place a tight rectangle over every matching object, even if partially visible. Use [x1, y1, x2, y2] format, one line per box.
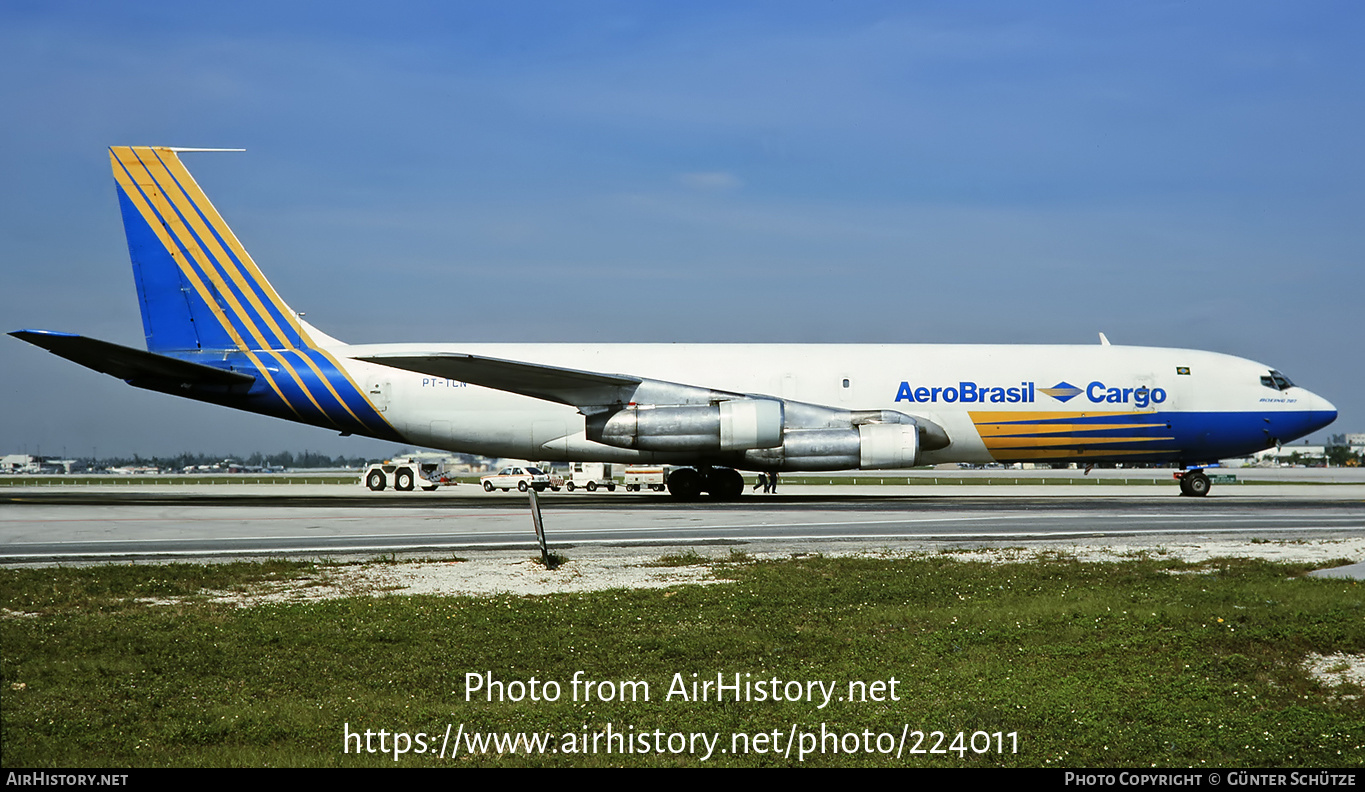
[11, 330, 255, 390]
[357, 353, 643, 410]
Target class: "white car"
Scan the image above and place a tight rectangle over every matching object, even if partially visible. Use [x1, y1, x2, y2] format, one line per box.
[480, 466, 558, 492]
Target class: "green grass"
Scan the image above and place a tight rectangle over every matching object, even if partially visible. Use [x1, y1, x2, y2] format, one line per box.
[651, 549, 710, 567]
[3, 555, 1363, 767]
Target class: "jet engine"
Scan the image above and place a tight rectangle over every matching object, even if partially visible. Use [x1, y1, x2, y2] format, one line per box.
[585, 393, 947, 470]
[585, 398, 785, 452]
[741, 407, 948, 470]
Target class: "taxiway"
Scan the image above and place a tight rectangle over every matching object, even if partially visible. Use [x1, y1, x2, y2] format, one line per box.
[3, 482, 1363, 564]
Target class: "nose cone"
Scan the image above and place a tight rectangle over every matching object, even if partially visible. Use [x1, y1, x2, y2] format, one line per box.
[1268, 388, 1338, 446]
[1303, 389, 1338, 435]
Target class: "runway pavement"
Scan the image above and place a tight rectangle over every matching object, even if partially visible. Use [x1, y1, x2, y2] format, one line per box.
[3, 480, 1363, 565]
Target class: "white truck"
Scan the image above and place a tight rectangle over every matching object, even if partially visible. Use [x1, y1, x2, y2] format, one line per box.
[623, 465, 668, 492]
[363, 458, 451, 492]
[565, 462, 617, 492]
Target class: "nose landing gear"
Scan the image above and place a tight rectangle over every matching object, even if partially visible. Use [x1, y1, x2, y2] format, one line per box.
[1176, 469, 1211, 497]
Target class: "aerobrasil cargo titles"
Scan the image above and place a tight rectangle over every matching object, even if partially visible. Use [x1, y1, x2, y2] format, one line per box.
[10, 147, 1338, 499]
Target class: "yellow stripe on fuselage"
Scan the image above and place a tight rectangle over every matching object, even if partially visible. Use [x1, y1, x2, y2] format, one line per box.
[969, 410, 1154, 424]
[988, 448, 1166, 460]
[976, 422, 1169, 438]
[980, 435, 1175, 449]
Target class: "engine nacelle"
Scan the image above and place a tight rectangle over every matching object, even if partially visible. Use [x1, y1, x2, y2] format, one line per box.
[742, 419, 925, 471]
[587, 399, 784, 452]
[742, 429, 860, 470]
[857, 423, 920, 469]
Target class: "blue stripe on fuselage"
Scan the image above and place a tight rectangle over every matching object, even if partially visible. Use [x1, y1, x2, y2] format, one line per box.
[976, 409, 1337, 464]
[196, 349, 401, 440]
[1163, 409, 1336, 464]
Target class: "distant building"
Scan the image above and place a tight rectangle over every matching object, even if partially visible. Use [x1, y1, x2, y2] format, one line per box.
[1250, 433, 1365, 466]
[0, 454, 79, 474]
[1249, 445, 1325, 466]
[1, 454, 41, 473]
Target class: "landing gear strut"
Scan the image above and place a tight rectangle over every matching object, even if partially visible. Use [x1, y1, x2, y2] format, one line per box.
[1176, 469, 1211, 497]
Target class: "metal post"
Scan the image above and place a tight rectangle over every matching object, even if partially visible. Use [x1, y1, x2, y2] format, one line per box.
[527, 487, 550, 566]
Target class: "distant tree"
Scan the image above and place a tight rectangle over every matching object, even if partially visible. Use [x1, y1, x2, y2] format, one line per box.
[1327, 445, 1360, 467]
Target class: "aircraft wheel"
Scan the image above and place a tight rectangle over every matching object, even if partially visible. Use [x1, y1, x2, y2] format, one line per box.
[607, 483, 616, 492]
[667, 468, 703, 500]
[587, 481, 597, 492]
[483, 481, 494, 492]
[567, 482, 575, 491]
[395, 469, 415, 491]
[705, 467, 745, 500]
[1181, 471, 1211, 497]
[518, 480, 528, 492]
[366, 470, 386, 491]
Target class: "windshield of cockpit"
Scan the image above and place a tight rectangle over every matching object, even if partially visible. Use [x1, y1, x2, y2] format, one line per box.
[1260, 370, 1295, 391]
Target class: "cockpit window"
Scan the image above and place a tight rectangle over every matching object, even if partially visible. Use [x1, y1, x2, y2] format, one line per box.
[1261, 370, 1294, 391]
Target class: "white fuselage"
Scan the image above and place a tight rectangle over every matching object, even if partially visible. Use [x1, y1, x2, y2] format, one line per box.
[334, 341, 1337, 468]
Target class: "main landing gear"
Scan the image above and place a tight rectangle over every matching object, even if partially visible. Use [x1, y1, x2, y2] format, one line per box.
[666, 466, 746, 500]
[1175, 468, 1211, 497]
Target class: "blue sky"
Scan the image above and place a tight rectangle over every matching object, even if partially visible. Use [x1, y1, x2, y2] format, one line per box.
[2, 1, 1361, 459]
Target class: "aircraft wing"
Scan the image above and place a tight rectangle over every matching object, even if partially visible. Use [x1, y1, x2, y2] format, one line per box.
[357, 351, 951, 461]
[355, 352, 649, 411]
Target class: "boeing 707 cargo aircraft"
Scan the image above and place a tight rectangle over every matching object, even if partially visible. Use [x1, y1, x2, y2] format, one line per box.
[10, 147, 1339, 498]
